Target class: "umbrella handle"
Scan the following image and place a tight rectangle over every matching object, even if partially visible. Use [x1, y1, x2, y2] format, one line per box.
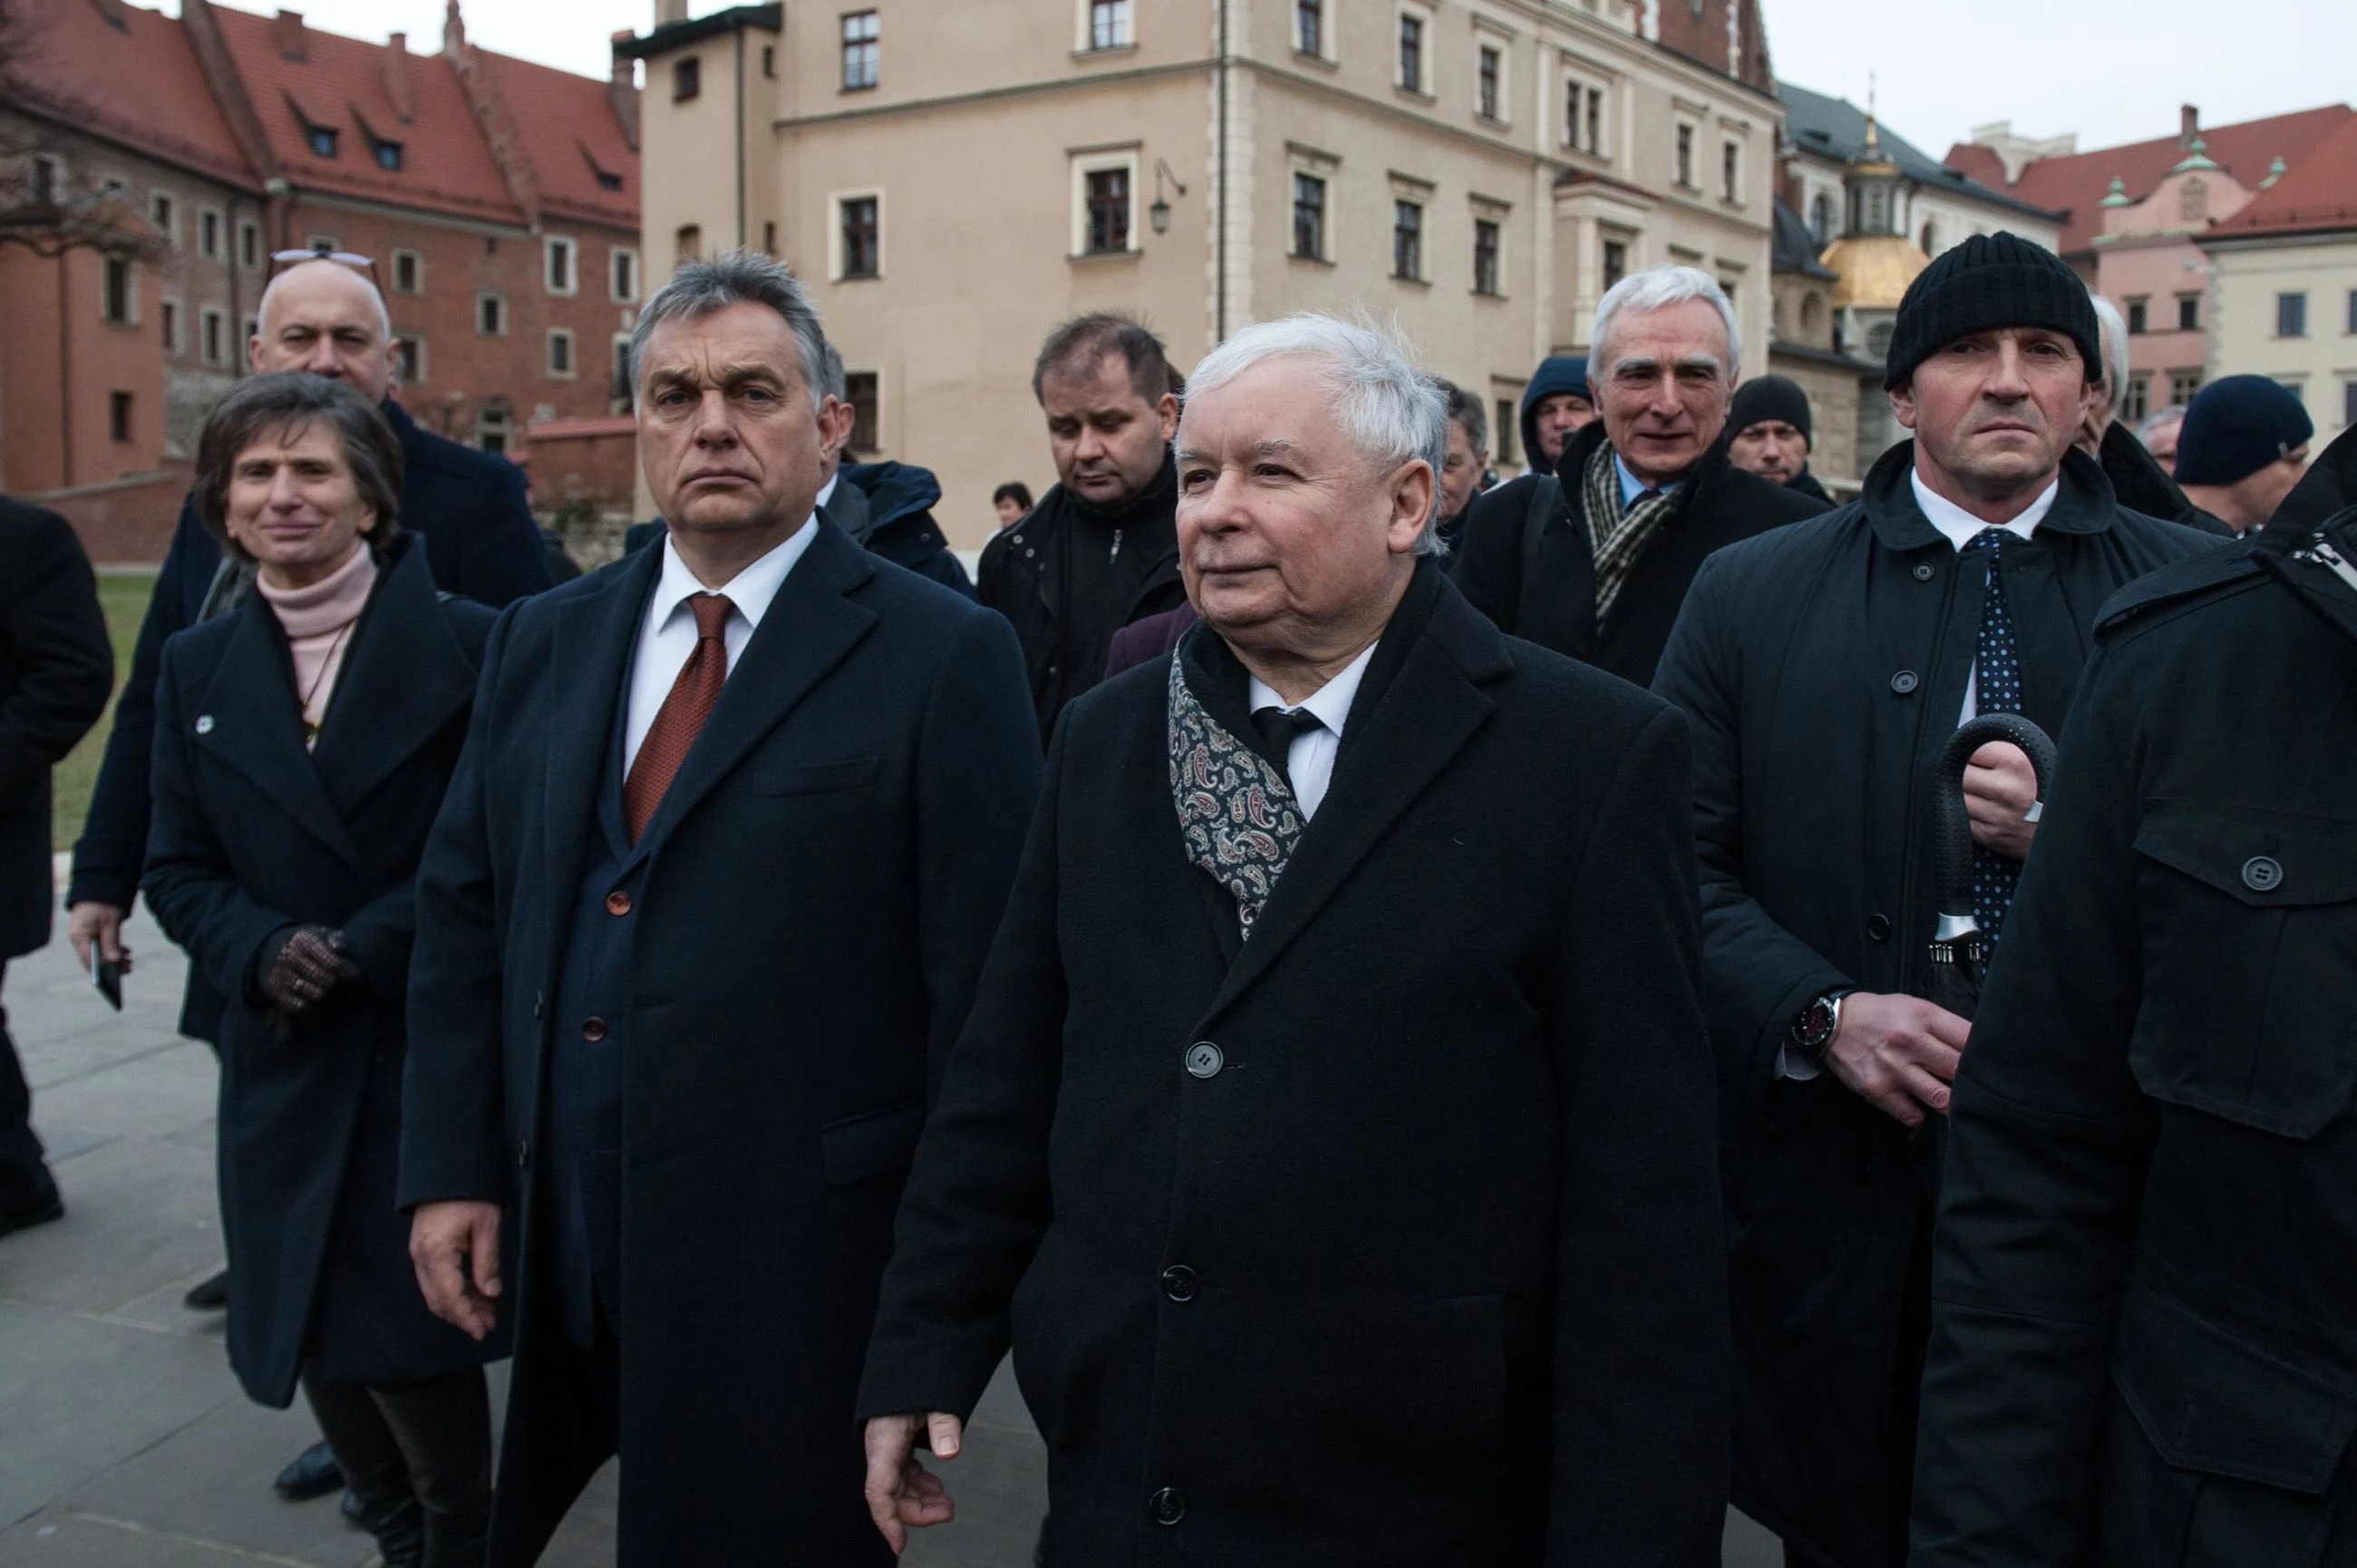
[1932, 712, 2060, 929]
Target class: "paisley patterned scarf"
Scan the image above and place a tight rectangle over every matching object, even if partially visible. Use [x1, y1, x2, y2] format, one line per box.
[1168, 655, 1305, 937]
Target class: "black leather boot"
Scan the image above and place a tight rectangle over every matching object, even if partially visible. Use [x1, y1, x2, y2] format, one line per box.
[352, 1490, 426, 1568]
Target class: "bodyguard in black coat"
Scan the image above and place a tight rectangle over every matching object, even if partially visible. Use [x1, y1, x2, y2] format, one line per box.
[1910, 428, 2357, 1565]
[1650, 234, 2220, 1568]
[860, 317, 1728, 1567]
[399, 256, 1040, 1567]
[0, 498, 112, 1234]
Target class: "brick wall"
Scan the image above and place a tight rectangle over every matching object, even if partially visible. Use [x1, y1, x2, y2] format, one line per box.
[36, 462, 193, 565]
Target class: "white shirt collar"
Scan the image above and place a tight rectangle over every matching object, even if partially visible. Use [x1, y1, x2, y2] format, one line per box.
[1247, 639, 1379, 736]
[815, 472, 839, 510]
[1910, 469, 2059, 553]
[648, 515, 819, 637]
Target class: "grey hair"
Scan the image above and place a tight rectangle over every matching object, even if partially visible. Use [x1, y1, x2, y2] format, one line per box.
[2088, 292, 2130, 418]
[1187, 314, 1450, 555]
[2138, 402, 2188, 440]
[820, 341, 848, 402]
[256, 258, 392, 341]
[629, 248, 827, 404]
[1590, 265, 1741, 381]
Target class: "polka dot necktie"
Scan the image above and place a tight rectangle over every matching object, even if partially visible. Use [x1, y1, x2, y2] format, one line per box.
[1964, 529, 2022, 941]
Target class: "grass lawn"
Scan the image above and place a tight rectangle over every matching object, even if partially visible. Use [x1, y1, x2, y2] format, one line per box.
[53, 570, 156, 852]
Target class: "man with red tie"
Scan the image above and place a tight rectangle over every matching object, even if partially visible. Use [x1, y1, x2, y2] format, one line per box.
[396, 250, 1041, 1566]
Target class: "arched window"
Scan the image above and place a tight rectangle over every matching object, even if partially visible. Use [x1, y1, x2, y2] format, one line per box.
[1809, 193, 1834, 245]
[1919, 221, 1938, 255]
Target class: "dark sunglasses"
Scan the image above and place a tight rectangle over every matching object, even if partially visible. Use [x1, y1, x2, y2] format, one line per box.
[268, 245, 385, 295]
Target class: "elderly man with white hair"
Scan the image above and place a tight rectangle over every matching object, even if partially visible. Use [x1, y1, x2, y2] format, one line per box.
[2076, 292, 2224, 534]
[1452, 264, 1827, 687]
[858, 314, 1730, 1564]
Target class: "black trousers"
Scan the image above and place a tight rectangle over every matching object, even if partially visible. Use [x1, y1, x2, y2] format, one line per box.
[305, 1365, 493, 1564]
[0, 963, 58, 1215]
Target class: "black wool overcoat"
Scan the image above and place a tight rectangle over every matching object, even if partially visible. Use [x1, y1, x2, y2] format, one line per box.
[0, 498, 112, 961]
[141, 537, 500, 1406]
[1912, 429, 2357, 1568]
[1450, 419, 1828, 688]
[1649, 442, 2219, 1567]
[396, 520, 1041, 1567]
[859, 566, 1731, 1567]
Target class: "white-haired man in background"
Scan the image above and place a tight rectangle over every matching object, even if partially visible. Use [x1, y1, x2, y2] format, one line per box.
[858, 314, 1730, 1565]
[2076, 293, 2224, 534]
[1451, 264, 1828, 687]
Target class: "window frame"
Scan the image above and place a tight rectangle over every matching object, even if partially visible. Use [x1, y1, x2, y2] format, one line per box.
[2177, 293, 2200, 332]
[109, 391, 134, 444]
[833, 190, 885, 280]
[2169, 368, 2205, 405]
[612, 333, 635, 404]
[238, 219, 261, 269]
[674, 55, 702, 102]
[1291, 170, 1329, 263]
[394, 333, 427, 386]
[1392, 198, 1424, 282]
[1674, 121, 1697, 190]
[841, 11, 880, 92]
[198, 208, 222, 259]
[2278, 291, 2309, 339]
[611, 247, 640, 304]
[545, 236, 578, 297]
[548, 327, 577, 381]
[476, 290, 509, 338]
[675, 224, 703, 267]
[843, 368, 881, 455]
[102, 254, 136, 324]
[1721, 138, 1742, 205]
[1294, 0, 1327, 60]
[30, 154, 63, 203]
[1472, 216, 1502, 297]
[160, 297, 181, 354]
[2125, 296, 2148, 334]
[150, 191, 177, 246]
[199, 305, 226, 365]
[1082, 0, 1134, 52]
[1395, 6, 1431, 97]
[392, 248, 424, 295]
[1476, 44, 1502, 122]
[1072, 152, 1140, 258]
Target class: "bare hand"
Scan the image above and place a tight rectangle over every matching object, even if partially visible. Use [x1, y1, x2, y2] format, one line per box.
[1824, 992, 1972, 1128]
[864, 1412, 964, 1553]
[1963, 740, 2039, 861]
[68, 902, 131, 975]
[408, 1200, 502, 1340]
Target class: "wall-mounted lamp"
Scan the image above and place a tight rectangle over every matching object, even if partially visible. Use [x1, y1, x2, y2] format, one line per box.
[1150, 158, 1188, 237]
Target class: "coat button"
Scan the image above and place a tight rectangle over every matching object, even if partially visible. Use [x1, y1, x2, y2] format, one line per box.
[517, 1139, 530, 1169]
[1149, 1486, 1186, 1525]
[1866, 913, 1892, 942]
[1161, 1264, 1198, 1302]
[1890, 671, 1919, 694]
[605, 890, 633, 915]
[1912, 562, 1935, 582]
[581, 1017, 608, 1042]
[1185, 1041, 1223, 1079]
[2242, 856, 2284, 893]
[194, 714, 216, 734]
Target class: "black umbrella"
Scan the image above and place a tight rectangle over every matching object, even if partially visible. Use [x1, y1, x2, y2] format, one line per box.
[1915, 711, 2059, 1192]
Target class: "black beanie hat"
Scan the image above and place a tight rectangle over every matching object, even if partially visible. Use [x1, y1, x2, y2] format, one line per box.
[1728, 375, 1813, 446]
[2173, 374, 2316, 486]
[1882, 231, 2101, 391]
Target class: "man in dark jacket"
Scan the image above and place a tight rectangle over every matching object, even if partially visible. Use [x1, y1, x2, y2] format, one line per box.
[1452, 268, 1828, 688]
[400, 252, 1040, 1568]
[1910, 423, 2357, 1568]
[0, 498, 114, 1237]
[860, 315, 1728, 1566]
[1727, 374, 1834, 503]
[1516, 353, 1595, 474]
[1652, 231, 2220, 1568]
[2080, 293, 2226, 536]
[2174, 373, 2315, 535]
[978, 313, 1187, 743]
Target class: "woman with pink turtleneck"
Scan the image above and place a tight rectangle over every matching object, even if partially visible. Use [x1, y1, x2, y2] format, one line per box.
[142, 373, 507, 1568]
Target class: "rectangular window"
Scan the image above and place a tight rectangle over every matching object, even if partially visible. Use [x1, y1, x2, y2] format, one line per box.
[150, 193, 175, 243]
[1675, 123, 1695, 188]
[1292, 173, 1326, 261]
[200, 307, 224, 364]
[395, 334, 426, 385]
[1089, 0, 1132, 49]
[840, 196, 881, 277]
[239, 220, 259, 267]
[2177, 294, 2200, 332]
[1397, 14, 1423, 93]
[1496, 398, 1517, 466]
[611, 247, 639, 303]
[2124, 373, 2150, 422]
[373, 139, 403, 172]
[546, 237, 577, 295]
[1477, 45, 1500, 120]
[477, 292, 507, 336]
[1473, 218, 1500, 296]
[674, 55, 701, 101]
[161, 300, 180, 353]
[548, 328, 576, 379]
[1084, 168, 1130, 255]
[393, 249, 422, 294]
[109, 392, 132, 442]
[199, 209, 220, 257]
[1586, 87, 1604, 156]
[612, 334, 634, 402]
[31, 155, 61, 202]
[1295, 0, 1323, 56]
[676, 224, 703, 266]
[102, 255, 132, 323]
[477, 406, 511, 454]
[2170, 369, 2204, 405]
[2278, 292, 2308, 338]
[845, 370, 879, 453]
[763, 220, 777, 255]
[761, 44, 776, 77]
[1392, 199, 1422, 281]
[307, 125, 338, 159]
[1602, 238, 1627, 291]
[2126, 296, 2148, 334]
[841, 12, 879, 91]
[1722, 140, 1741, 202]
[2349, 289, 2357, 335]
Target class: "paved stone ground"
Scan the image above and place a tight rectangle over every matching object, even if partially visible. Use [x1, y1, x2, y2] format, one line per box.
[0, 896, 1778, 1567]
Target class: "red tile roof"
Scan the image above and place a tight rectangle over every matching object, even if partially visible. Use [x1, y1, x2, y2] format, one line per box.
[2208, 113, 2357, 239]
[1944, 105, 2354, 256]
[8, 0, 259, 189]
[207, 2, 524, 227]
[477, 48, 638, 230]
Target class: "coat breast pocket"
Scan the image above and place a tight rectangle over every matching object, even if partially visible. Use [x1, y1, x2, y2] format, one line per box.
[741, 755, 881, 798]
[2129, 800, 2357, 1137]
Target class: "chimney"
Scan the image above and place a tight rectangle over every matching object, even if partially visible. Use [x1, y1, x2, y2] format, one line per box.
[2180, 104, 2199, 149]
[654, 0, 688, 26]
[383, 32, 414, 122]
[272, 8, 308, 61]
[610, 33, 642, 152]
[442, 0, 467, 57]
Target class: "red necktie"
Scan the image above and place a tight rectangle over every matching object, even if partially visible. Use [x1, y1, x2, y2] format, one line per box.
[623, 592, 733, 843]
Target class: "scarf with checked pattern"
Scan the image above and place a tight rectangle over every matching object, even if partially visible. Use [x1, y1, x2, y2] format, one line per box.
[1168, 655, 1305, 937]
[1581, 440, 1683, 625]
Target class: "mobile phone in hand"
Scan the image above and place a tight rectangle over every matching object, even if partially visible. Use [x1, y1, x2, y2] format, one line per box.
[92, 948, 122, 1011]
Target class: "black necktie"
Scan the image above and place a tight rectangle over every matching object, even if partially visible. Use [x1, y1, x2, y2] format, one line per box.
[1964, 528, 2024, 940]
[1249, 706, 1324, 789]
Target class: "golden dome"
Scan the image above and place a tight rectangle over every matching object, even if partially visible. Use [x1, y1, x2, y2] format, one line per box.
[1820, 233, 1930, 309]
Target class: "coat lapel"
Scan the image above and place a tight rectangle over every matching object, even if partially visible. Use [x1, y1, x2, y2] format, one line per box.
[1198, 587, 1507, 1025]
[632, 521, 879, 847]
[311, 541, 479, 819]
[195, 598, 364, 875]
[540, 543, 664, 934]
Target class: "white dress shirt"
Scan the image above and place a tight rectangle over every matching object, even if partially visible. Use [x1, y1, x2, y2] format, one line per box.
[624, 518, 819, 769]
[815, 472, 839, 511]
[1246, 641, 1378, 820]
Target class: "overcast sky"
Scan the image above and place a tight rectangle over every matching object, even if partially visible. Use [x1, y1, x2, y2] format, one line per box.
[185, 0, 2350, 163]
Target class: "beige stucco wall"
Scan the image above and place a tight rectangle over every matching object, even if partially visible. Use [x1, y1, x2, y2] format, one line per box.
[2207, 232, 2357, 446]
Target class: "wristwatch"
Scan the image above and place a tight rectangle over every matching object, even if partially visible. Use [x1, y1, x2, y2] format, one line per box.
[1788, 987, 1854, 1066]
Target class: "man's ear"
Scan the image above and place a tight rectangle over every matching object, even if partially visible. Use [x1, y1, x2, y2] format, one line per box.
[1155, 392, 1181, 443]
[1888, 378, 1919, 433]
[1386, 460, 1437, 553]
[818, 395, 854, 460]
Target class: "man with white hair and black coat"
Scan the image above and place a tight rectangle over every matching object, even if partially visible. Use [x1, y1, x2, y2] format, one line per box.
[1651, 232, 2219, 1568]
[2079, 293, 2225, 536]
[857, 314, 1730, 1566]
[1451, 266, 1827, 687]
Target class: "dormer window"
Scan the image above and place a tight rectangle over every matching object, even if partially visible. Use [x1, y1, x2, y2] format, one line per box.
[308, 125, 337, 159]
[597, 170, 623, 192]
[373, 139, 403, 171]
